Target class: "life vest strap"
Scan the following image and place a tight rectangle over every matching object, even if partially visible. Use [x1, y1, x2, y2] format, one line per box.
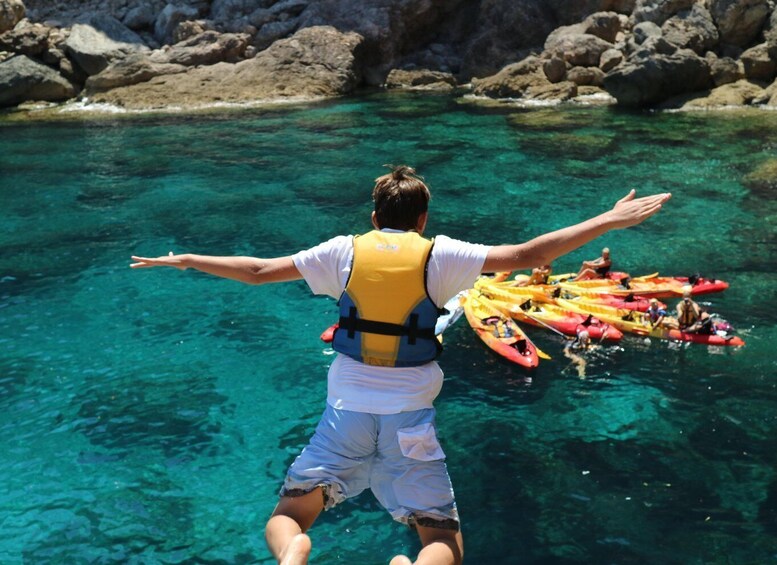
[339, 307, 436, 342]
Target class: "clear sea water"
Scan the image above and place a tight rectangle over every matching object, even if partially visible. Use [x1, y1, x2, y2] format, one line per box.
[1, 93, 776, 564]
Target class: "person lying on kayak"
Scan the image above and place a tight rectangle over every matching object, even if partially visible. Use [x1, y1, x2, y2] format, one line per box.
[517, 264, 552, 286]
[574, 247, 611, 280]
[130, 166, 670, 565]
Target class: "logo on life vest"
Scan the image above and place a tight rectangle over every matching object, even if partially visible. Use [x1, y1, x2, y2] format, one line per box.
[375, 243, 400, 252]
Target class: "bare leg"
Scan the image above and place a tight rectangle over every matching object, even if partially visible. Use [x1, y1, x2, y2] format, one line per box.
[574, 268, 597, 281]
[391, 524, 464, 565]
[265, 488, 324, 565]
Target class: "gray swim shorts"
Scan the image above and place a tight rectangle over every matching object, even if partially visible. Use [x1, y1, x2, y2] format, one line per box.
[280, 404, 459, 530]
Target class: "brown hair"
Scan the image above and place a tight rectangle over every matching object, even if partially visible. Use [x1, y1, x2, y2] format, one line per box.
[372, 165, 430, 231]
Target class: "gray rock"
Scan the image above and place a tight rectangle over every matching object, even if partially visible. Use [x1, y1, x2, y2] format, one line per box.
[85, 52, 187, 92]
[0, 21, 49, 56]
[254, 19, 297, 51]
[543, 55, 567, 82]
[210, 0, 257, 22]
[471, 56, 547, 98]
[708, 54, 744, 85]
[172, 19, 211, 43]
[741, 42, 777, 81]
[661, 4, 719, 54]
[632, 21, 662, 44]
[545, 31, 614, 67]
[64, 13, 149, 76]
[599, 48, 623, 71]
[123, 5, 156, 31]
[603, 48, 712, 106]
[164, 30, 248, 65]
[632, 35, 677, 60]
[270, 0, 308, 17]
[766, 8, 777, 44]
[631, 0, 696, 25]
[155, 3, 199, 45]
[567, 65, 606, 86]
[525, 80, 578, 101]
[0, 0, 24, 34]
[710, 0, 770, 48]
[384, 68, 456, 90]
[0, 53, 77, 107]
[248, 7, 274, 28]
[582, 11, 622, 43]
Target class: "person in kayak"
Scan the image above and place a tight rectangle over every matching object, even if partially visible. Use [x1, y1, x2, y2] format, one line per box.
[130, 166, 670, 565]
[517, 264, 552, 286]
[646, 298, 669, 329]
[574, 247, 611, 280]
[676, 286, 714, 334]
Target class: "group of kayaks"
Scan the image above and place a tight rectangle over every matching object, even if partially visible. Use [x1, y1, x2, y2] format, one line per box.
[458, 270, 744, 368]
[319, 270, 744, 370]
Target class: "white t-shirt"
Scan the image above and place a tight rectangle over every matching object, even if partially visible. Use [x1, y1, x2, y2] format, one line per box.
[292, 230, 491, 414]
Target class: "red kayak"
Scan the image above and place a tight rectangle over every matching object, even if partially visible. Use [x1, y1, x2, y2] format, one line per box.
[486, 296, 624, 342]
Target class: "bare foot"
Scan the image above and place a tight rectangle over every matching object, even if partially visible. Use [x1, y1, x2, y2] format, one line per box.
[280, 533, 311, 565]
[389, 555, 413, 565]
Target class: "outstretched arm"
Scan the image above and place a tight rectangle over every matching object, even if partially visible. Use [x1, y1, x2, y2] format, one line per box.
[130, 253, 302, 285]
[482, 190, 670, 273]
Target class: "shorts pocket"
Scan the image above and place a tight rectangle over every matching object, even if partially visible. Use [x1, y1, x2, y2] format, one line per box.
[397, 423, 445, 462]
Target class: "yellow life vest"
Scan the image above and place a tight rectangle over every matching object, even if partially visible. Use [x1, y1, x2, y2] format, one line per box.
[332, 230, 443, 367]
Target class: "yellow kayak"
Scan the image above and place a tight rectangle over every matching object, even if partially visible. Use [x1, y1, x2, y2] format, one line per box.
[556, 298, 744, 346]
[461, 291, 540, 368]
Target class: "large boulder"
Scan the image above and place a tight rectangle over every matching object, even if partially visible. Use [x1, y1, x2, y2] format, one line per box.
[161, 30, 248, 66]
[64, 13, 149, 76]
[710, 0, 770, 48]
[0, 53, 76, 107]
[0, 0, 24, 33]
[471, 55, 545, 98]
[89, 26, 365, 108]
[154, 3, 199, 45]
[603, 48, 712, 106]
[544, 30, 614, 67]
[84, 52, 187, 92]
[661, 4, 719, 54]
[741, 42, 777, 81]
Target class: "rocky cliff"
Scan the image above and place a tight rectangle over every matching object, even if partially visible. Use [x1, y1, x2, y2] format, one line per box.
[1, 0, 776, 110]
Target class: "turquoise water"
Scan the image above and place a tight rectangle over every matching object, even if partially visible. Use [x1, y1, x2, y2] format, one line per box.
[1, 94, 776, 563]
